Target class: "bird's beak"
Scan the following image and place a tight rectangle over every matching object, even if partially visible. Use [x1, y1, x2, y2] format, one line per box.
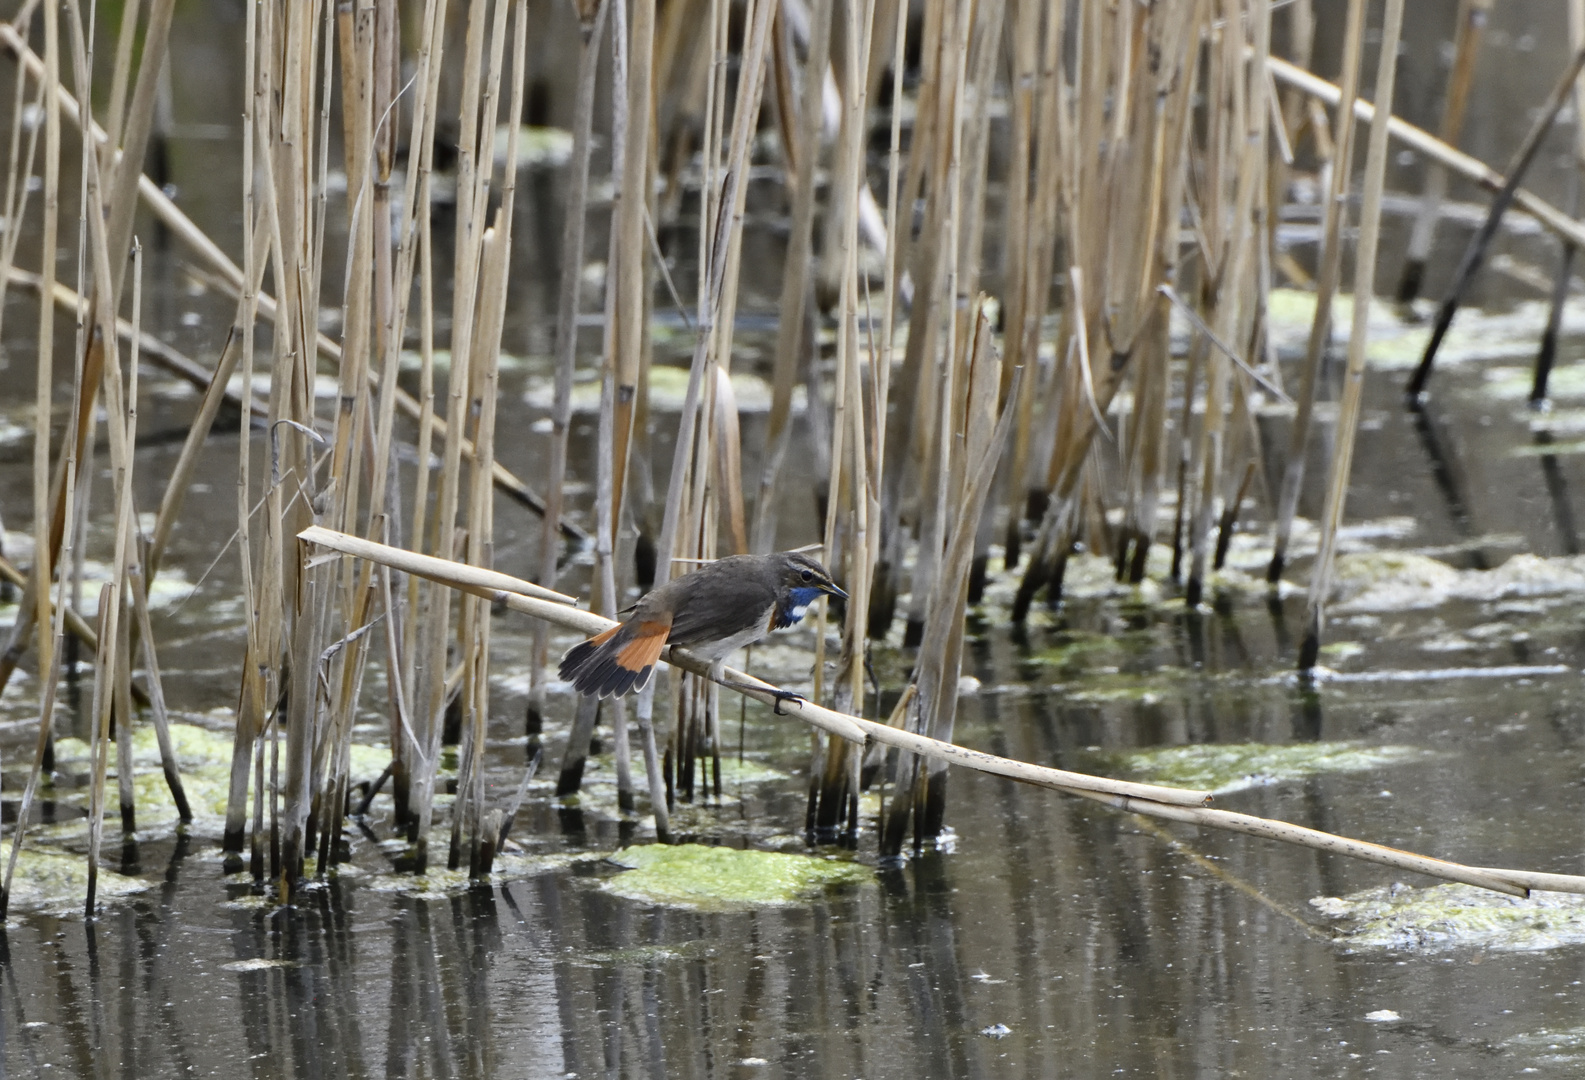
[823, 581, 849, 602]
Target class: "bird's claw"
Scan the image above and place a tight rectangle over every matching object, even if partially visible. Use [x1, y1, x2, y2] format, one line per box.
[770, 689, 805, 715]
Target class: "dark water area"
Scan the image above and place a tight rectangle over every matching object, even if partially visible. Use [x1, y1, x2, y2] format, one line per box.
[8, 0, 1585, 1077]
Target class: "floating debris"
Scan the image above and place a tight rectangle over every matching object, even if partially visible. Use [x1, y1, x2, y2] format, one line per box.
[221, 958, 302, 973]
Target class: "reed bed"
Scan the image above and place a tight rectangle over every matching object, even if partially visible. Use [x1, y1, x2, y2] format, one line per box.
[1, 0, 1583, 912]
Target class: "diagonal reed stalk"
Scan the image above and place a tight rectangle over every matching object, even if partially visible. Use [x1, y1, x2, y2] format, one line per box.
[308, 525, 1585, 900]
[1393, 0, 1493, 310]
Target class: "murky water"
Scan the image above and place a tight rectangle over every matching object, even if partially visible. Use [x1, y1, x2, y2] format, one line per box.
[7, 1, 1585, 1076]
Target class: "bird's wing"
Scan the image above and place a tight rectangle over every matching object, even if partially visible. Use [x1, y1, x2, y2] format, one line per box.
[663, 562, 778, 646]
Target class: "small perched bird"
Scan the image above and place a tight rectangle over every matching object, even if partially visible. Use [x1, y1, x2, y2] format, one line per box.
[559, 551, 847, 710]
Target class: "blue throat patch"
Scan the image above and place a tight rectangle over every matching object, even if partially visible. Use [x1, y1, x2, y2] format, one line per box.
[773, 586, 828, 630]
[788, 586, 826, 609]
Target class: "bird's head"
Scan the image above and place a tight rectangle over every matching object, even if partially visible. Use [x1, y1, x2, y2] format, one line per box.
[778, 552, 848, 605]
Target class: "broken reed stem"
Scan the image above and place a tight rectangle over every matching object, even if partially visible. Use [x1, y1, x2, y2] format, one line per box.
[1404, 43, 1585, 401]
[5, 267, 267, 419]
[1299, 0, 1405, 671]
[302, 525, 1585, 898]
[1394, 0, 1493, 308]
[1535, 0, 1585, 408]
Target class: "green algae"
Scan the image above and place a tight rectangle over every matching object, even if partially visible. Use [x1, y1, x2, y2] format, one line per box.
[1057, 669, 1190, 704]
[1264, 289, 1575, 371]
[1487, 362, 1585, 403]
[602, 843, 871, 911]
[1330, 551, 1462, 611]
[1, 850, 147, 917]
[1097, 741, 1441, 795]
[44, 723, 392, 837]
[360, 851, 595, 898]
[1030, 632, 1127, 672]
[1332, 551, 1585, 612]
[1311, 883, 1585, 953]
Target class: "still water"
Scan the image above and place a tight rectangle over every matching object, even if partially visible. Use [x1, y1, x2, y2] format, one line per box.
[6, 0, 1585, 1076]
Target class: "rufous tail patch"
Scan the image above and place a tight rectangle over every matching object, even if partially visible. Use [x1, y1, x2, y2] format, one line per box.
[615, 620, 669, 674]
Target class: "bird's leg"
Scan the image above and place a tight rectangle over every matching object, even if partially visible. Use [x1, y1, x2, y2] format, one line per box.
[709, 659, 805, 715]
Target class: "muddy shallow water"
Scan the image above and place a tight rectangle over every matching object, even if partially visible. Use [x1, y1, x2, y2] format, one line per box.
[9, 0, 1585, 1076]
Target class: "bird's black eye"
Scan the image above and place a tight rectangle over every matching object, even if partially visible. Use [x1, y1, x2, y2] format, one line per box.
[801, 569, 813, 582]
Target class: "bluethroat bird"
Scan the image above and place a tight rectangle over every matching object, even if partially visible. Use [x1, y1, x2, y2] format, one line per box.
[559, 551, 847, 710]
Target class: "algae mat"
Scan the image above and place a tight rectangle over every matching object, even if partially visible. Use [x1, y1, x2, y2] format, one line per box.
[603, 843, 871, 911]
[1098, 741, 1441, 795]
[1312, 882, 1585, 953]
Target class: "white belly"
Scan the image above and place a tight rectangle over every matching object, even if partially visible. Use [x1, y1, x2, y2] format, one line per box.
[691, 620, 774, 662]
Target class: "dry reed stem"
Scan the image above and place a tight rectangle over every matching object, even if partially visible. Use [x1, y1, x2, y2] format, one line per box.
[306, 527, 1585, 897]
[222, 0, 265, 864]
[610, 0, 656, 534]
[28, 0, 59, 689]
[1298, 0, 1404, 670]
[391, 0, 449, 831]
[752, 0, 833, 554]
[85, 583, 115, 914]
[299, 526, 1208, 806]
[3, 266, 267, 418]
[532, 0, 610, 730]
[1002, 0, 1064, 569]
[561, 0, 632, 802]
[1266, 55, 1585, 249]
[0, 23, 582, 541]
[813, 0, 878, 835]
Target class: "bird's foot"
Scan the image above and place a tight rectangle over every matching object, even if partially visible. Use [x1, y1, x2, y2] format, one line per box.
[769, 689, 805, 715]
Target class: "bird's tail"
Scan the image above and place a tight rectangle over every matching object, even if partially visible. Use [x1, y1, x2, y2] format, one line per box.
[558, 619, 670, 698]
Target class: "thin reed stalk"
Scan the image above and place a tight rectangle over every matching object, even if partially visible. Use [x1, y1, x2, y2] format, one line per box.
[812, 0, 878, 841]
[752, 0, 833, 554]
[1298, 0, 1405, 671]
[530, 0, 609, 740]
